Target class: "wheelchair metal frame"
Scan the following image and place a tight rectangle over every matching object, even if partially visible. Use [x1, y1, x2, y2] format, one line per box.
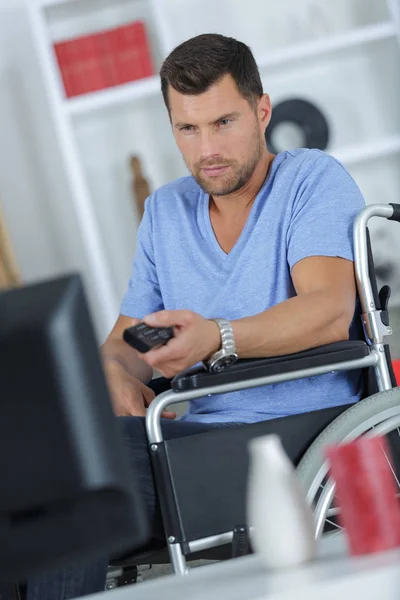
[145, 204, 396, 575]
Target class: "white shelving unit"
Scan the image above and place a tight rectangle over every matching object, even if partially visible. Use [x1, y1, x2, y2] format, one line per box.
[66, 74, 160, 116]
[65, 20, 397, 118]
[26, 0, 400, 338]
[334, 135, 400, 167]
[257, 20, 397, 69]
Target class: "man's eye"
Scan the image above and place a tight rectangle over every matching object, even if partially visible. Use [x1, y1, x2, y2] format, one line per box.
[181, 125, 194, 132]
[218, 119, 232, 127]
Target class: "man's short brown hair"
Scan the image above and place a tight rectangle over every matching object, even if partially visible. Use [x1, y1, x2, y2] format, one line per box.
[160, 33, 263, 112]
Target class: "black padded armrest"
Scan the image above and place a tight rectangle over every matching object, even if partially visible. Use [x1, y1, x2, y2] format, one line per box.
[172, 341, 370, 392]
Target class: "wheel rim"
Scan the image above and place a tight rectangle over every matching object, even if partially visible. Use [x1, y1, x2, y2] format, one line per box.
[307, 409, 400, 539]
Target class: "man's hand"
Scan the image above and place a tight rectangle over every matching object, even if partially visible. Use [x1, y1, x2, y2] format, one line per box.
[139, 310, 221, 378]
[104, 359, 176, 418]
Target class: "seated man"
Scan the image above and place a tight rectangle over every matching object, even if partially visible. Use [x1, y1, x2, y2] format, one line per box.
[19, 32, 365, 600]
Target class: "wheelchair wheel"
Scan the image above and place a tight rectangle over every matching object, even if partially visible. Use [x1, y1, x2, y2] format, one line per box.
[296, 387, 400, 538]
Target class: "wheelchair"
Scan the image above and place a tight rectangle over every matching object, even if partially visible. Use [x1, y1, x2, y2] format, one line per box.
[107, 203, 400, 589]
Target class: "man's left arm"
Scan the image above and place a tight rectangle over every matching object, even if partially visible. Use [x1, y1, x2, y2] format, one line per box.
[231, 153, 364, 360]
[138, 255, 356, 378]
[231, 254, 356, 358]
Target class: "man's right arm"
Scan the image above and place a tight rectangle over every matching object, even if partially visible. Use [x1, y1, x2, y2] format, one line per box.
[104, 195, 177, 417]
[102, 316, 177, 418]
[100, 315, 154, 417]
[101, 315, 153, 384]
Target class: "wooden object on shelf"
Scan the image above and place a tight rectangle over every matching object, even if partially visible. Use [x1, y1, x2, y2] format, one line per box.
[130, 155, 151, 220]
[0, 202, 20, 290]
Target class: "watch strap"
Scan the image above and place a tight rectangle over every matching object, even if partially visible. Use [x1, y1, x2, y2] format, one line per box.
[213, 318, 236, 354]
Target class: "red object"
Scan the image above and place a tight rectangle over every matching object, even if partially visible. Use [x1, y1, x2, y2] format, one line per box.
[73, 34, 108, 96]
[53, 21, 154, 98]
[54, 33, 107, 97]
[326, 435, 400, 556]
[105, 22, 154, 86]
[392, 359, 400, 385]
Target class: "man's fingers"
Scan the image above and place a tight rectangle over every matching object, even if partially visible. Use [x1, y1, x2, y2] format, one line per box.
[143, 309, 193, 328]
[161, 410, 177, 419]
[142, 387, 155, 404]
[141, 337, 183, 367]
[153, 362, 186, 379]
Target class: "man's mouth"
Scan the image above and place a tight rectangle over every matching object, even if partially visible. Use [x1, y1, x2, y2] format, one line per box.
[201, 165, 230, 177]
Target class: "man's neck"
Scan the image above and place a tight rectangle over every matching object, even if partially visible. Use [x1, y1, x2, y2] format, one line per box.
[210, 151, 274, 217]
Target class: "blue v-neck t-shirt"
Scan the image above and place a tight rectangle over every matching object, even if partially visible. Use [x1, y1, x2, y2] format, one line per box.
[120, 148, 366, 424]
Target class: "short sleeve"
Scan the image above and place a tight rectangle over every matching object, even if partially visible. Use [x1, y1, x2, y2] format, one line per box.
[286, 153, 366, 271]
[120, 196, 164, 319]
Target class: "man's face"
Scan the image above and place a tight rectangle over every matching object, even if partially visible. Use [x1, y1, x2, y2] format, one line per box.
[169, 74, 270, 196]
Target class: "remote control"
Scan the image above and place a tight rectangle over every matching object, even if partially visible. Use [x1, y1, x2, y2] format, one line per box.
[123, 322, 174, 353]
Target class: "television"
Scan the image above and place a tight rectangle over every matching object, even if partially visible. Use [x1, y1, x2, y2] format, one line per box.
[0, 274, 148, 581]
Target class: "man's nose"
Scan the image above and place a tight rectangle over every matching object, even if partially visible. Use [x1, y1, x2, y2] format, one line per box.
[198, 130, 221, 161]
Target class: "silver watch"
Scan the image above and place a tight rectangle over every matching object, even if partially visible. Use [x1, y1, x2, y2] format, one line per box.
[204, 318, 238, 373]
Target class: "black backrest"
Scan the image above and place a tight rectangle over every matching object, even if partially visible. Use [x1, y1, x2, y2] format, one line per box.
[366, 228, 382, 310]
[364, 229, 396, 393]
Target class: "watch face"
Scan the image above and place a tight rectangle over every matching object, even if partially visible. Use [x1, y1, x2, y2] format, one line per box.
[211, 354, 238, 372]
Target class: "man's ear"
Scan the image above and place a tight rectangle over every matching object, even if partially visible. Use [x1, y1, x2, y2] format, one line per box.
[258, 94, 272, 132]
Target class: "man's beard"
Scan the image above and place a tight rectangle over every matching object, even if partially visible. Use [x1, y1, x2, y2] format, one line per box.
[188, 131, 264, 197]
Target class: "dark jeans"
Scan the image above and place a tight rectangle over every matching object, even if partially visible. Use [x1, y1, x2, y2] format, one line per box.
[0, 418, 237, 600]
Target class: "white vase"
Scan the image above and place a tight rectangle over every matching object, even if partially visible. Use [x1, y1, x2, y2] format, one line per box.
[247, 434, 317, 570]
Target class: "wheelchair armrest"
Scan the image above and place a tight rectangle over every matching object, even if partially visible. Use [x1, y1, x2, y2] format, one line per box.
[172, 341, 370, 392]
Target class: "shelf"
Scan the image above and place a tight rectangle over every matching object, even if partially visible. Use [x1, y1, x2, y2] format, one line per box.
[39, 0, 146, 9]
[38, 0, 80, 7]
[333, 135, 400, 166]
[38, 0, 143, 7]
[258, 21, 397, 70]
[63, 21, 397, 118]
[65, 75, 161, 116]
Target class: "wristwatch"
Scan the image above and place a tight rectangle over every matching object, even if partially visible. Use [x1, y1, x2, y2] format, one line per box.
[204, 318, 238, 373]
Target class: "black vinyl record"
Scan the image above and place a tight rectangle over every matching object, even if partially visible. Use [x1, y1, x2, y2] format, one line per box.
[265, 98, 330, 154]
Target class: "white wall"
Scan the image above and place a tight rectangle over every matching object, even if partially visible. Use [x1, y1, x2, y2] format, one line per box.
[0, 2, 60, 281]
[0, 0, 108, 340]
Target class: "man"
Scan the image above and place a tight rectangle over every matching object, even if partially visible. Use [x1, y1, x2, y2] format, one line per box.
[23, 33, 365, 599]
[103, 33, 363, 423]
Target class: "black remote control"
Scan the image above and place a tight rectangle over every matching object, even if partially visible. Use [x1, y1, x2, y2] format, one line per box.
[123, 322, 174, 353]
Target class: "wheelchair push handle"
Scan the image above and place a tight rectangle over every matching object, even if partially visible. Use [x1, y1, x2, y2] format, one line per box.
[388, 204, 400, 222]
